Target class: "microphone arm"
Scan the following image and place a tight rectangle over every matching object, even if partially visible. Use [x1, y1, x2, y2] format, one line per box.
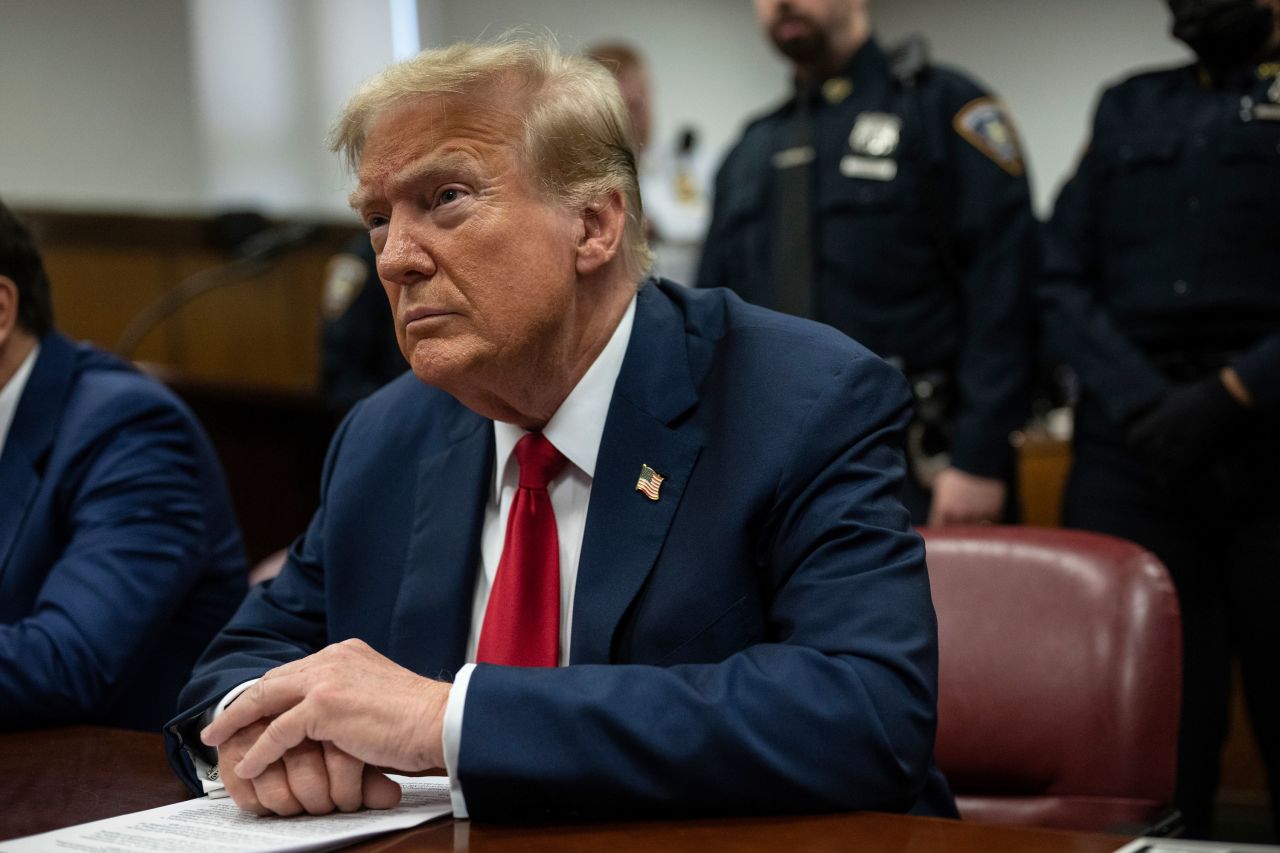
[114, 224, 322, 360]
[115, 258, 271, 360]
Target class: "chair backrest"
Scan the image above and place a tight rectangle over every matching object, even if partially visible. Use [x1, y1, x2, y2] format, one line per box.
[921, 526, 1181, 832]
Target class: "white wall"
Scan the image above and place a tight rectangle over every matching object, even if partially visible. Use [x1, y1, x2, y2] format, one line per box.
[0, 0, 1195, 218]
[0, 0, 202, 211]
[187, 0, 401, 217]
[422, 0, 790, 166]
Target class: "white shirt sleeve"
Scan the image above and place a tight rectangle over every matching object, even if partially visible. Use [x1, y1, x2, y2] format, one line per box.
[193, 671, 476, 814]
[442, 663, 476, 819]
[192, 678, 260, 798]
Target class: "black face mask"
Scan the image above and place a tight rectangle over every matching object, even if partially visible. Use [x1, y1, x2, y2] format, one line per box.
[1168, 0, 1275, 68]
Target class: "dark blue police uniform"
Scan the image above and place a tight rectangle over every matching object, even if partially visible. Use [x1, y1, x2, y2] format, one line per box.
[698, 38, 1037, 522]
[1041, 53, 1280, 838]
[319, 237, 407, 414]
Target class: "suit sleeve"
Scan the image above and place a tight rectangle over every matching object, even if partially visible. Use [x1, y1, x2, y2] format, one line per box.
[1039, 89, 1174, 426]
[0, 389, 218, 725]
[164, 408, 358, 792]
[943, 89, 1037, 479]
[457, 356, 942, 817]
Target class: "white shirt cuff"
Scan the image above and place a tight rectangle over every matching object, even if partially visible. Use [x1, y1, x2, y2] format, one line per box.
[443, 663, 476, 819]
[194, 678, 260, 798]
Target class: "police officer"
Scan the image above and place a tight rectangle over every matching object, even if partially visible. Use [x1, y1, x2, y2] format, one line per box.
[699, 0, 1036, 526]
[1041, 0, 1280, 839]
[319, 236, 406, 414]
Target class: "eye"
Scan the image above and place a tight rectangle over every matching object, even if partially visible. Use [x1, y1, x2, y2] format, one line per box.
[435, 186, 468, 207]
[364, 213, 389, 231]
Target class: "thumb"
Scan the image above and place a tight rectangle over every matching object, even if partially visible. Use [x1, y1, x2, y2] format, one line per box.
[362, 767, 403, 810]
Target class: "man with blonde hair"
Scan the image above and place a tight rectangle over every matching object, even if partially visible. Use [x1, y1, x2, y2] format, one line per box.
[170, 38, 955, 821]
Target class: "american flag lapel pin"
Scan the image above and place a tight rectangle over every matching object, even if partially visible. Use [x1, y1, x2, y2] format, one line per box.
[635, 463, 665, 501]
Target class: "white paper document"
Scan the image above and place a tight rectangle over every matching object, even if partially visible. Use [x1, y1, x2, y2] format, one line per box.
[0, 775, 452, 853]
[1112, 838, 1280, 853]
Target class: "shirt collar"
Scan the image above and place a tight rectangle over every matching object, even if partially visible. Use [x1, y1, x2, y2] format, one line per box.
[0, 343, 41, 459]
[492, 294, 638, 498]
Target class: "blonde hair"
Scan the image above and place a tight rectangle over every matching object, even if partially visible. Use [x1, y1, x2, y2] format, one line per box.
[330, 37, 653, 280]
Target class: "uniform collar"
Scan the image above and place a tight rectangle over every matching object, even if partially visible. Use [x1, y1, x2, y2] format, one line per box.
[1257, 47, 1280, 80]
[791, 36, 885, 108]
[1197, 47, 1280, 89]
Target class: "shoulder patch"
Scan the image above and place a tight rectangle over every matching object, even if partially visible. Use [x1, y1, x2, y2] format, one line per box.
[953, 97, 1025, 176]
[322, 252, 370, 321]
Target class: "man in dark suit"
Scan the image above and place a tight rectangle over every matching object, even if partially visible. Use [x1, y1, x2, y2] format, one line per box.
[0, 200, 247, 730]
[179, 38, 955, 821]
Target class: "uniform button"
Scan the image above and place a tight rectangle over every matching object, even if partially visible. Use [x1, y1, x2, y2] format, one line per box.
[1173, 279, 1189, 295]
[1187, 196, 1200, 211]
[1191, 135, 1207, 148]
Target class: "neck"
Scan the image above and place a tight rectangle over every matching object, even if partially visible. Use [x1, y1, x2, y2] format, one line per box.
[465, 273, 635, 431]
[0, 329, 37, 393]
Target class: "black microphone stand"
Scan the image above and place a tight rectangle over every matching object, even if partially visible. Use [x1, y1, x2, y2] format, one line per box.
[114, 223, 321, 360]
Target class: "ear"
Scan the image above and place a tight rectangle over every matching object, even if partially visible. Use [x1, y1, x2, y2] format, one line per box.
[0, 275, 18, 350]
[575, 190, 627, 276]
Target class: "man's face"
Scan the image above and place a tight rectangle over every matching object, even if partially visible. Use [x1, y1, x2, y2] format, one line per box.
[352, 93, 582, 408]
[753, 0, 855, 63]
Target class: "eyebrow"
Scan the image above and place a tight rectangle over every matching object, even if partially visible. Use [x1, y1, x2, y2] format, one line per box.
[348, 150, 482, 213]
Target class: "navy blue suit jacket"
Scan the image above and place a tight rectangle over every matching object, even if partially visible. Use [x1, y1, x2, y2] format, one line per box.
[170, 282, 955, 817]
[0, 333, 247, 730]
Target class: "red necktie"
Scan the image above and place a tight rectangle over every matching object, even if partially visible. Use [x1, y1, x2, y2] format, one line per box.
[476, 432, 567, 667]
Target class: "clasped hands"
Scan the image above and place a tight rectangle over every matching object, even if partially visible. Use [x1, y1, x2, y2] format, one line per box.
[200, 639, 452, 816]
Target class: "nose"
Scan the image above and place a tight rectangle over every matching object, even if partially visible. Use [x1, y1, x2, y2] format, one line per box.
[376, 213, 436, 287]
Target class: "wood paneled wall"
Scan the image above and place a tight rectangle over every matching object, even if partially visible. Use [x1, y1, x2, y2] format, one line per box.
[21, 209, 362, 392]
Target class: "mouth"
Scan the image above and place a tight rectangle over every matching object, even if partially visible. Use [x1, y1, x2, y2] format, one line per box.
[403, 306, 454, 331]
[772, 15, 813, 42]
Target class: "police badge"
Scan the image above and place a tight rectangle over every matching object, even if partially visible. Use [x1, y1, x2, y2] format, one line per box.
[843, 112, 902, 181]
[849, 112, 902, 158]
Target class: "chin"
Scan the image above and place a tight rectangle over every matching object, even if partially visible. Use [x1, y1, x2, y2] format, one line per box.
[407, 347, 458, 391]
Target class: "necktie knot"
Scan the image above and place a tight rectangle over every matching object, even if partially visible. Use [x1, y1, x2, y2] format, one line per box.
[515, 432, 567, 490]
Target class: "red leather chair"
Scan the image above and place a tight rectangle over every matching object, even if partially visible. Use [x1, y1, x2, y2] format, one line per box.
[921, 526, 1181, 832]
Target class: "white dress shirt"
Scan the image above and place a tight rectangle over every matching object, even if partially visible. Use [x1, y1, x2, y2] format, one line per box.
[443, 294, 636, 817]
[0, 344, 39, 459]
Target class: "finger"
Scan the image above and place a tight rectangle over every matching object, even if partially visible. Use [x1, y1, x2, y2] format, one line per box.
[282, 741, 336, 815]
[235, 704, 313, 780]
[362, 766, 403, 810]
[203, 672, 307, 747]
[221, 756, 270, 816]
[251, 761, 305, 817]
[323, 743, 365, 813]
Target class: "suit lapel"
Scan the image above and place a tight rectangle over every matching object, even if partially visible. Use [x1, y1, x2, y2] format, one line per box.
[388, 408, 493, 679]
[0, 334, 76, 580]
[571, 285, 703, 664]
[0, 450, 39, 581]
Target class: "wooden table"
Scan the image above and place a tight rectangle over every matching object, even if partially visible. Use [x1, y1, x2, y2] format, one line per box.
[0, 727, 1130, 853]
